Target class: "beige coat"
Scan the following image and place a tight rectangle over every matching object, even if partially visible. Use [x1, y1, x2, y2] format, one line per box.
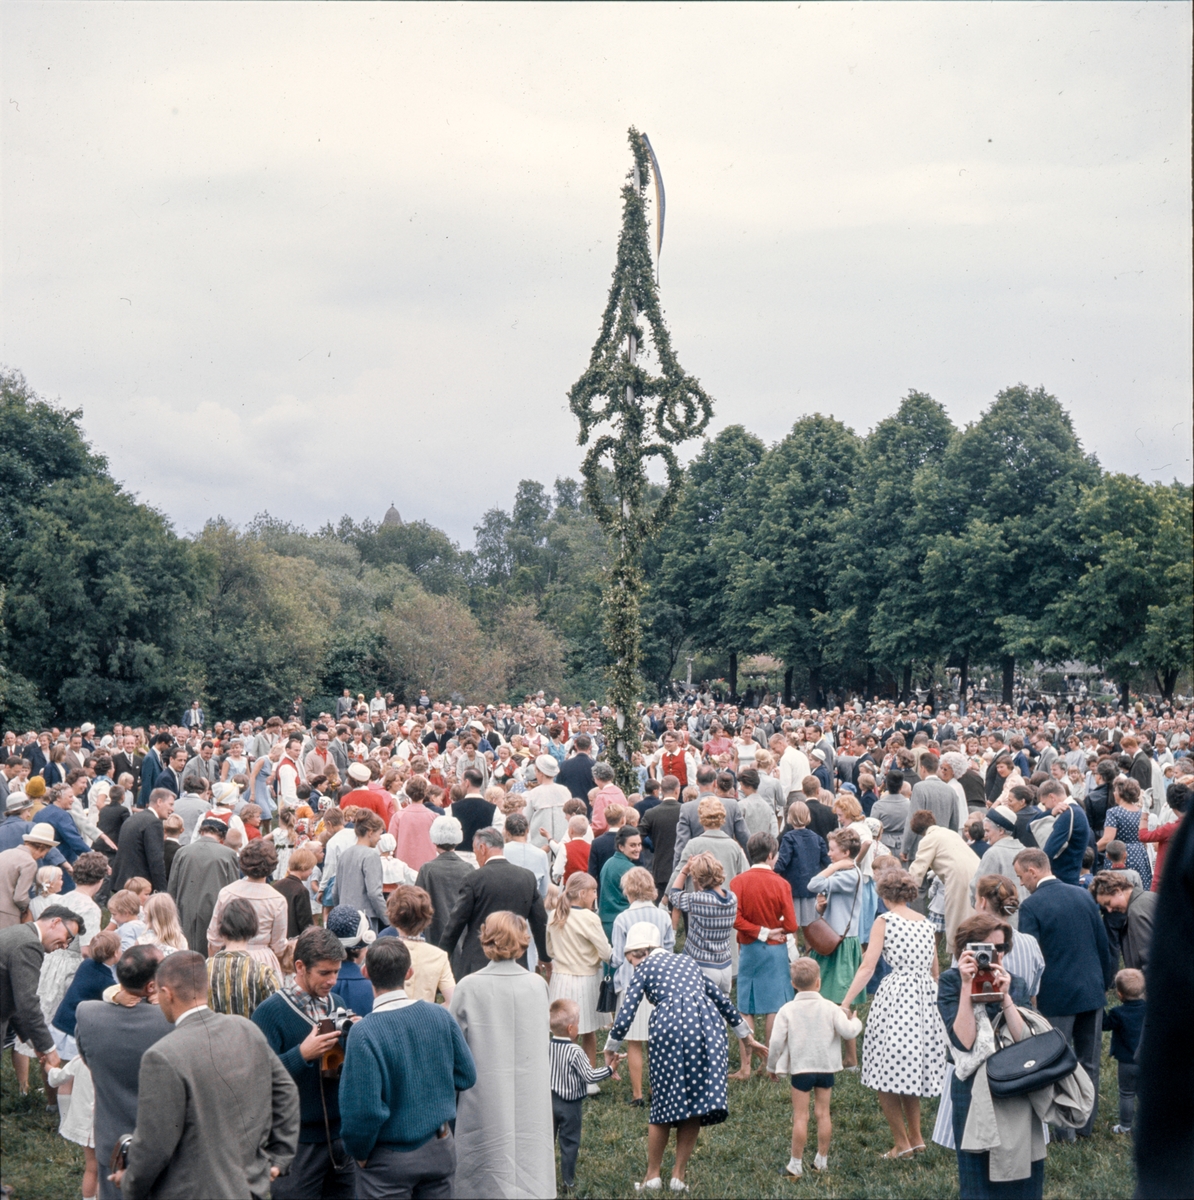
[909, 826, 980, 947]
[0, 845, 38, 927]
[768, 990, 862, 1075]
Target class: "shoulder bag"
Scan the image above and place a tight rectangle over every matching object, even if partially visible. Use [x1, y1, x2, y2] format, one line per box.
[801, 868, 863, 957]
[985, 1013, 1077, 1099]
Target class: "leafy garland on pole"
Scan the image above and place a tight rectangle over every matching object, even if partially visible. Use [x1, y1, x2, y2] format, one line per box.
[568, 128, 714, 790]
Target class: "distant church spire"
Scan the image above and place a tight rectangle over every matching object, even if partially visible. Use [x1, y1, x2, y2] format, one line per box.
[382, 503, 402, 527]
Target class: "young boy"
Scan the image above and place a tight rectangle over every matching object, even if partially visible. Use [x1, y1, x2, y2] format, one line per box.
[1104, 841, 1143, 889]
[1077, 845, 1096, 889]
[107, 888, 149, 951]
[767, 957, 862, 1178]
[548, 997, 614, 1191]
[1105, 968, 1146, 1134]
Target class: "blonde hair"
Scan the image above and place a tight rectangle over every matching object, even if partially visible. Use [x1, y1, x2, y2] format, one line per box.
[620, 866, 657, 903]
[787, 800, 811, 829]
[549, 997, 579, 1035]
[124, 877, 152, 901]
[834, 794, 863, 823]
[681, 785, 700, 804]
[140, 893, 188, 951]
[479, 911, 530, 961]
[551, 872, 597, 930]
[688, 851, 725, 891]
[755, 750, 774, 769]
[790, 957, 821, 991]
[697, 798, 726, 829]
[567, 815, 589, 837]
[35, 865, 63, 895]
[107, 889, 142, 918]
[288, 846, 317, 873]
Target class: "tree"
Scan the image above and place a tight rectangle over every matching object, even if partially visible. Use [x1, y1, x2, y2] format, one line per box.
[1045, 476, 1193, 706]
[830, 391, 956, 701]
[915, 384, 1099, 703]
[567, 129, 713, 784]
[654, 425, 766, 697]
[727, 415, 861, 704]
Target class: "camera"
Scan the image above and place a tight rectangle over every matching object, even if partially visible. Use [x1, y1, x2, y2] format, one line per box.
[318, 1007, 356, 1038]
[966, 942, 999, 1002]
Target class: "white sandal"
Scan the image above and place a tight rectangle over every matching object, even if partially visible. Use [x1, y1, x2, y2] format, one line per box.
[634, 1180, 663, 1193]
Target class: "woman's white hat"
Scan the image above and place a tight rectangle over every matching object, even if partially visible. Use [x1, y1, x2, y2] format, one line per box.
[624, 922, 663, 953]
[347, 762, 372, 783]
[534, 754, 560, 778]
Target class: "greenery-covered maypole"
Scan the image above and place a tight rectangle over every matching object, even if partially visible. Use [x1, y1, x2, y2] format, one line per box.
[568, 128, 714, 790]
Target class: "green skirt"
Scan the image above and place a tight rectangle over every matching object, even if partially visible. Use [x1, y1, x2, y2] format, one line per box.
[808, 936, 862, 1004]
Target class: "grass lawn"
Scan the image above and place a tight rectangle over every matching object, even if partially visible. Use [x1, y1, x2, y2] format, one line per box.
[1, 999, 1135, 1200]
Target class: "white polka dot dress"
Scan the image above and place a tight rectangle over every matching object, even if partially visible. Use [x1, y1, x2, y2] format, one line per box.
[860, 913, 946, 1097]
[608, 950, 746, 1126]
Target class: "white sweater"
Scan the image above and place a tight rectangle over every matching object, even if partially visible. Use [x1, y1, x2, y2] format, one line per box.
[767, 990, 863, 1075]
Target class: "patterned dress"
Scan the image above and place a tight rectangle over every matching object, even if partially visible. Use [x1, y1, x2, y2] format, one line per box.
[607, 950, 749, 1126]
[860, 912, 946, 1097]
[1104, 807, 1152, 890]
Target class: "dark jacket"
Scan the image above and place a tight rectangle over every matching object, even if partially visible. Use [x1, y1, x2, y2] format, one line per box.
[449, 796, 496, 850]
[0, 923, 52, 1052]
[804, 798, 838, 845]
[414, 850, 476, 977]
[1018, 877, 1113, 1016]
[959, 770, 988, 810]
[53, 955, 115, 1037]
[437, 857, 549, 977]
[270, 875, 313, 939]
[1083, 783, 1111, 838]
[138, 749, 165, 807]
[112, 752, 142, 791]
[775, 828, 830, 901]
[587, 831, 617, 896]
[640, 799, 682, 890]
[1042, 800, 1092, 885]
[34, 804, 93, 863]
[113, 809, 168, 893]
[556, 753, 596, 804]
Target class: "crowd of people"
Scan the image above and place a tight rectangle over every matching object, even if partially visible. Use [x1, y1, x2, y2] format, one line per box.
[0, 687, 1190, 1199]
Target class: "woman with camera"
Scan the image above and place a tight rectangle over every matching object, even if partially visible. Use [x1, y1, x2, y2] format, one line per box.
[935, 913, 1040, 1199]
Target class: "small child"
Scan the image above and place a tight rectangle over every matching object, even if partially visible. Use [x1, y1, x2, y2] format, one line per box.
[548, 997, 614, 1191]
[29, 865, 64, 918]
[107, 889, 148, 951]
[124, 876, 153, 913]
[240, 803, 264, 841]
[550, 815, 592, 884]
[1104, 968, 1146, 1134]
[1077, 845, 1096, 889]
[767, 957, 862, 1179]
[1104, 842, 1143, 889]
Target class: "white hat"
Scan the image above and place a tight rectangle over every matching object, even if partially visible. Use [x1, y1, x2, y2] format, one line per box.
[347, 762, 372, 783]
[377, 833, 396, 855]
[624, 923, 663, 953]
[22, 822, 59, 847]
[80, 722, 95, 734]
[5, 792, 33, 814]
[430, 815, 463, 846]
[212, 781, 239, 806]
[534, 754, 560, 778]
[810, 749, 826, 762]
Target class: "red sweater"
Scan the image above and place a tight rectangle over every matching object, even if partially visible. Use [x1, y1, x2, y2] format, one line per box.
[730, 866, 799, 945]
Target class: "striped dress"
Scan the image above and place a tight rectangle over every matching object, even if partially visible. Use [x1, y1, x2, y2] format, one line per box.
[207, 949, 280, 1018]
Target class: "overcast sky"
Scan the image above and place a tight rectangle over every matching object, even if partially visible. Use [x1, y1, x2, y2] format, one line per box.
[3, 2, 1190, 545]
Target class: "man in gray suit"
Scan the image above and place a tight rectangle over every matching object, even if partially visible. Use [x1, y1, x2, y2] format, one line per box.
[1031, 731, 1059, 779]
[114, 951, 299, 1200]
[902, 752, 962, 862]
[672, 770, 750, 870]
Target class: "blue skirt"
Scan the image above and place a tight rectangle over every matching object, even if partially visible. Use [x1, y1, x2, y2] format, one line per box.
[737, 941, 795, 1015]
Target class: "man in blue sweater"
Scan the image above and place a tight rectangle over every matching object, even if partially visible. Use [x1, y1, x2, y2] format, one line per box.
[252, 926, 355, 1199]
[339, 938, 476, 1198]
[1039, 779, 1091, 885]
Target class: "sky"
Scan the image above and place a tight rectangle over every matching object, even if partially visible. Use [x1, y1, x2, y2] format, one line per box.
[2, 2, 1190, 546]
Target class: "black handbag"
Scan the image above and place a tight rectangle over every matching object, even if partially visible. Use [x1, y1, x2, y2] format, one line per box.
[596, 968, 618, 1014]
[985, 1026, 1077, 1099]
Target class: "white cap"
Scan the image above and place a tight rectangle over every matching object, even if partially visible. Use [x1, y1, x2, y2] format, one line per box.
[534, 754, 560, 777]
[347, 762, 372, 783]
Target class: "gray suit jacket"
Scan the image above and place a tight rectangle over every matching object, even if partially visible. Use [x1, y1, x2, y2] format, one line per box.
[671, 796, 750, 870]
[122, 1007, 299, 1200]
[902, 776, 961, 859]
[333, 843, 388, 928]
[0, 923, 50, 1052]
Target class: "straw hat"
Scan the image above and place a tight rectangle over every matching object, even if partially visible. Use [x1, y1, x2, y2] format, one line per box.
[22, 822, 59, 847]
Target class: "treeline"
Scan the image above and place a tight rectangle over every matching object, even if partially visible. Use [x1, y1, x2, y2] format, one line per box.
[1, 369, 1189, 727]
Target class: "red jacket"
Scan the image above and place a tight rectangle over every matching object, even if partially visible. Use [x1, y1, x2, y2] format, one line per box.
[730, 865, 799, 946]
[563, 839, 591, 884]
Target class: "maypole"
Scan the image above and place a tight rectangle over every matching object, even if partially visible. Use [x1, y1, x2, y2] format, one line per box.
[568, 128, 714, 791]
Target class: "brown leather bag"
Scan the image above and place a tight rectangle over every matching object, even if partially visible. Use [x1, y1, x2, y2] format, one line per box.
[801, 869, 863, 957]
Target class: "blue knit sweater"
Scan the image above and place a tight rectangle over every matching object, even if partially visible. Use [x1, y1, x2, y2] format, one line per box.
[251, 988, 349, 1143]
[338, 1000, 476, 1160]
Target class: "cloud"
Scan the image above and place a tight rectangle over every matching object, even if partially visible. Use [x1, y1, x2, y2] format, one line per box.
[2, 1, 1189, 543]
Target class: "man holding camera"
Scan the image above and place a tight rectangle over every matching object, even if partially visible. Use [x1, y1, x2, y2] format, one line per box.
[252, 926, 357, 1198]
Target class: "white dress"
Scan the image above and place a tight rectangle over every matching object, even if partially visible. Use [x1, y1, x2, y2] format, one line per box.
[860, 913, 946, 1097]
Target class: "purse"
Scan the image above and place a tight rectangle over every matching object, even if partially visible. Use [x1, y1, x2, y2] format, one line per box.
[801, 869, 864, 957]
[596, 967, 618, 1014]
[985, 1025, 1077, 1099]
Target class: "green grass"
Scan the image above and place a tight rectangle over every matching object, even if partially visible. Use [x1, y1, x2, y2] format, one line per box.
[2, 1007, 1135, 1200]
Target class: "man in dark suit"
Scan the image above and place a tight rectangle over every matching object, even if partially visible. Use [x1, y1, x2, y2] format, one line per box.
[1015, 847, 1113, 1140]
[114, 952, 299, 1200]
[137, 733, 175, 808]
[438, 827, 549, 978]
[113, 788, 176, 893]
[112, 734, 142, 793]
[641, 776, 683, 900]
[414, 817, 475, 976]
[449, 769, 496, 849]
[151, 745, 187, 802]
[556, 735, 596, 805]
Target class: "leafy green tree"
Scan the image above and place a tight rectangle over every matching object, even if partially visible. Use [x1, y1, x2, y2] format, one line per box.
[728, 415, 861, 703]
[1045, 476, 1193, 705]
[914, 384, 1100, 703]
[829, 391, 956, 700]
[654, 425, 766, 696]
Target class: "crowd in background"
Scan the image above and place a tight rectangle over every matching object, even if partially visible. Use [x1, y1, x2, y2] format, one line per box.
[0, 687, 1191, 1199]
